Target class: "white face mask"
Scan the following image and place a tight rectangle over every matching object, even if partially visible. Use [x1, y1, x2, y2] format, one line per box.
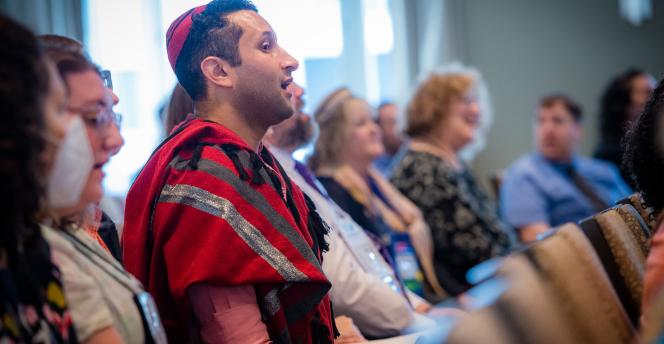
[46, 116, 95, 209]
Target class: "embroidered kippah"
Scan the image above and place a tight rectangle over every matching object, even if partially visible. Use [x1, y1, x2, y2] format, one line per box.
[165, 4, 208, 71]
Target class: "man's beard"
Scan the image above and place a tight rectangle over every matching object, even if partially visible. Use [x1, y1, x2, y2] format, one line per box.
[235, 80, 293, 128]
[278, 114, 315, 150]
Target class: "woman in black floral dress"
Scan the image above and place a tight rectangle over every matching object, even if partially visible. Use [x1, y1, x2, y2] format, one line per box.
[0, 14, 77, 343]
[390, 70, 515, 296]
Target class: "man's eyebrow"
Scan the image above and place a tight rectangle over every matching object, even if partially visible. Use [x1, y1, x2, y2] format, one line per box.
[260, 31, 276, 40]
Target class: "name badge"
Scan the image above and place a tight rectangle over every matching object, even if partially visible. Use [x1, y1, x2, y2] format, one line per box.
[334, 210, 403, 294]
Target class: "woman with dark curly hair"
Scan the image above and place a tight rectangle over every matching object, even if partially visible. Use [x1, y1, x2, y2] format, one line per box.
[594, 68, 655, 182]
[0, 14, 77, 342]
[624, 77, 664, 322]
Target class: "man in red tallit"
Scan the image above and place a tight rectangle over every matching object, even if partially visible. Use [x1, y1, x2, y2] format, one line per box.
[122, 1, 336, 342]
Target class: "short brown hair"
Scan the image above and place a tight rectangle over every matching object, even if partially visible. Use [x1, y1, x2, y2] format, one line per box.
[38, 35, 97, 89]
[39, 34, 88, 60]
[406, 72, 475, 137]
[538, 93, 583, 122]
[164, 83, 194, 134]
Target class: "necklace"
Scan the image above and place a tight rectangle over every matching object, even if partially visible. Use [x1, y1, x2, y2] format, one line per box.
[410, 137, 462, 170]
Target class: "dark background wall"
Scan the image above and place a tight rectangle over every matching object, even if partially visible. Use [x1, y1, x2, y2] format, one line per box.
[453, 0, 664, 186]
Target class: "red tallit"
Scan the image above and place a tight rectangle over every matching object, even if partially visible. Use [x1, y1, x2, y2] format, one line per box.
[123, 118, 334, 343]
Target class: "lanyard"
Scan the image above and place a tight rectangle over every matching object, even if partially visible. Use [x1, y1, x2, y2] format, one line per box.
[59, 228, 140, 292]
[59, 228, 167, 344]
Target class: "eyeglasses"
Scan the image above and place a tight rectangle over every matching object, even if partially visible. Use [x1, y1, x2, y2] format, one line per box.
[100, 70, 113, 90]
[69, 105, 122, 130]
[457, 95, 478, 105]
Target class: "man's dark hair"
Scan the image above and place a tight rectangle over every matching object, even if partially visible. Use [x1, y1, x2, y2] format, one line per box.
[624, 78, 664, 212]
[538, 93, 583, 122]
[376, 101, 394, 123]
[377, 101, 394, 110]
[175, 0, 258, 101]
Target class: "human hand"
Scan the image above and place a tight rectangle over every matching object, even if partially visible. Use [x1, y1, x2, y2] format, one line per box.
[414, 302, 432, 314]
[334, 316, 366, 343]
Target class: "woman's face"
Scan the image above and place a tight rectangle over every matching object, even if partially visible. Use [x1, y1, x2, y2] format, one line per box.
[106, 88, 124, 156]
[629, 73, 656, 122]
[63, 69, 122, 210]
[438, 89, 481, 152]
[341, 99, 384, 165]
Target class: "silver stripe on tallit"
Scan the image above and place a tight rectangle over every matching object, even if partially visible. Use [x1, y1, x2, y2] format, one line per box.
[170, 155, 323, 273]
[159, 184, 309, 282]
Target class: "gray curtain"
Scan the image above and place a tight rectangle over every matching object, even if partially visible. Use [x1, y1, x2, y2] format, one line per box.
[388, 0, 468, 100]
[0, 0, 83, 41]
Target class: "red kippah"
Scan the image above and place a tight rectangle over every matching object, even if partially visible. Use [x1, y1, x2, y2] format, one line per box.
[166, 4, 208, 72]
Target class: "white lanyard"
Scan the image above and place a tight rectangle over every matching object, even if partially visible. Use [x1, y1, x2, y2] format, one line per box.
[332, 205, 403, 295]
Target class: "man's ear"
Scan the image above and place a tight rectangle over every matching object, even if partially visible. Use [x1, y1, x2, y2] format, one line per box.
[200, 56, 234, 88]
[574, 123, 584, 143]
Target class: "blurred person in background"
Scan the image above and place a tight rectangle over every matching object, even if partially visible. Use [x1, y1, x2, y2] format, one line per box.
[0, 14, 77, 343]
[594, 68, 656, 184]
[309, 89, 442, 303]
[40, 39, 165, 343]
[390, 70, 514, 296]
[501, 94, 631, 242]
[39, 34, 125, 262]
[163, 83, 194, 135]
[374, 101, 406, 177]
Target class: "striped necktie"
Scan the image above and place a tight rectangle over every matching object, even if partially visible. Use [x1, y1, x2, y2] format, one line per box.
[566, 166, 610, 212]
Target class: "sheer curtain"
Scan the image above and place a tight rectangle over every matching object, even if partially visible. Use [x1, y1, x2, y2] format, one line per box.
[0, 0, 83, 40]
[388, 0, 467, 102]
[389, 0, 493, 161]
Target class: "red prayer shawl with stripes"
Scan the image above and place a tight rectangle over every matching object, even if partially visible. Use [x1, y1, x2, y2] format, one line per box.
[123, 118, 335, 343]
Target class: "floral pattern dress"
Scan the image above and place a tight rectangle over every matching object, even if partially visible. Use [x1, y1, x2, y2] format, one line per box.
[390, 149, 515, 295]
[0, 238, 77, 343]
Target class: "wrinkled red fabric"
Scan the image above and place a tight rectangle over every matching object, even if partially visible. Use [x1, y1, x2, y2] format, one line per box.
[165, 4, 206, 71]
[123, 118, 334, 343]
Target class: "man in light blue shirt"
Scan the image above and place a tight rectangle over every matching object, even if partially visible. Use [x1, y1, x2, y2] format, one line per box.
[500, 94, 631, 242]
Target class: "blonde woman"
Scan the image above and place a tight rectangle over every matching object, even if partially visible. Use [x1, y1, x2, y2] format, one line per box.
[310, 89, 447, 303]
